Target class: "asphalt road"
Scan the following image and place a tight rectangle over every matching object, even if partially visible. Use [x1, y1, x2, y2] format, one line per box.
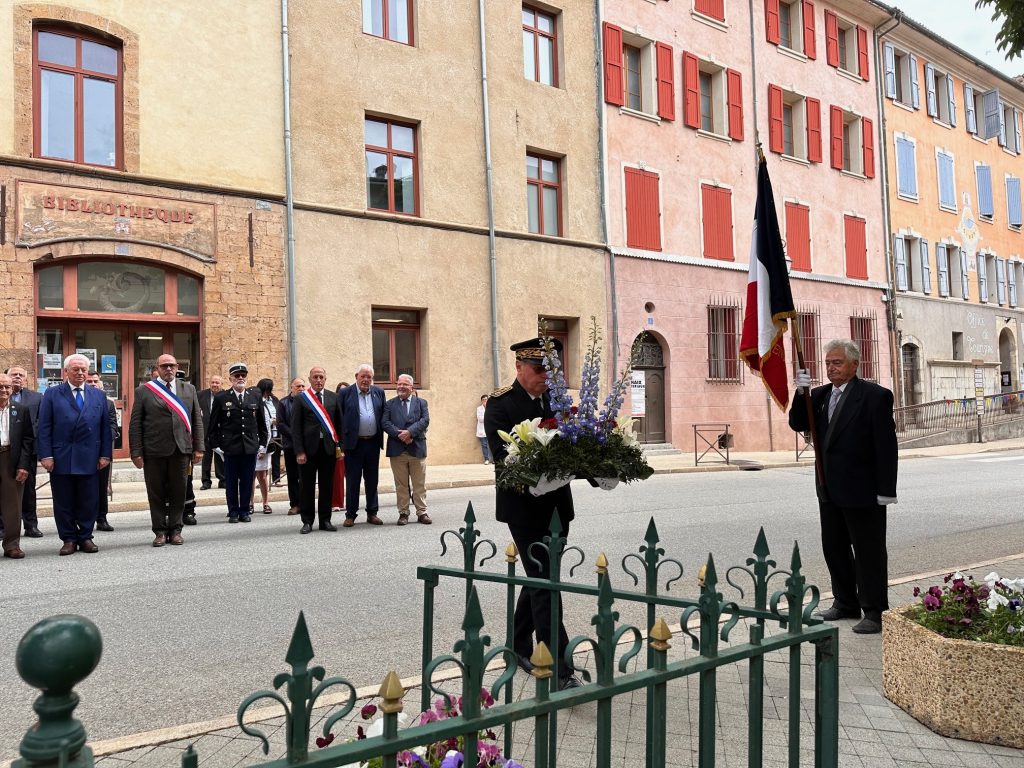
[3, 451, 1023, 758]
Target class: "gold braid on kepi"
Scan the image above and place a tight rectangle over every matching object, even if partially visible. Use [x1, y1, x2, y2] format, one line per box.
[511, 336, 563, 361]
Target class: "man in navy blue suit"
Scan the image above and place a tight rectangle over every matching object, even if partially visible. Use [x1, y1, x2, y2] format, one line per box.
[338, 364, 386, 527]
[37, 353, 112, 555]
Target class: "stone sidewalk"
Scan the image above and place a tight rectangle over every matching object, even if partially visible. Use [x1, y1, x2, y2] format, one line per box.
[80, 553, 1024, 768]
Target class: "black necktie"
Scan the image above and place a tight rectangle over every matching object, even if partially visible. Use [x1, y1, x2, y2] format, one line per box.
[535, 397, 544, 417]
[316, 391, 323, 405]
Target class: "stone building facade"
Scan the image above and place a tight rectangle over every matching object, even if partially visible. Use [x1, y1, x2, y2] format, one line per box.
[0, 2, 286, 458]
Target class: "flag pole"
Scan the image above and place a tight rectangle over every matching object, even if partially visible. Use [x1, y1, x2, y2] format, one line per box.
[790, 319, 824, 486]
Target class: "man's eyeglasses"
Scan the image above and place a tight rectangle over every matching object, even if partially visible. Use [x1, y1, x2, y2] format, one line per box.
[158, 363, 178, 369]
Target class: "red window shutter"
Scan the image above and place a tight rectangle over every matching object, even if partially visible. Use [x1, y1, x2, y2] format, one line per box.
[862, 117, 875, 178]
[802, 0, 817, 60]
[806, 97, 822, 163]
[844, 215, 867, 279]
[702, 185, 734, 261]
[603, 23, 624, 106]
[830, 105, 844, 169]
[726, 68, 743, 141]
[824, 10, 839, 67]
[785, 202, 811, 271]
[765, 0, 781, 45]
[655, 42, 675, 121]
[857, 26, 869, 80]
[768, 84, 784, 153]
[625, 168, 661, 251]
[683, 52, 700, 129]
[695, 0, 725, 21]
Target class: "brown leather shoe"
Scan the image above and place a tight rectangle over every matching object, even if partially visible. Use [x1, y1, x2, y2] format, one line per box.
[287, 506, 300, 516]
[59, 541, 76, 556]
[4, 548, 25, 559]
[153, 533, 167, 548]
[342, 518, 355, 528]
[77, 539, 99, 554]
[169, 533, 184, 545]
[396, 514, 409, 526]
[366, 515, 384, 525]
[417, 513, 433, 525]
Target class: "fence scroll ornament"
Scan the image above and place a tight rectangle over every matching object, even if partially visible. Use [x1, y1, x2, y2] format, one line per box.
[13, 504, 841, 768]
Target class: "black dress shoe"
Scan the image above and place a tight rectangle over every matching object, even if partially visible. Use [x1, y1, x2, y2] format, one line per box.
[815, 605, 861, 621]
[319, 522, 338, 532]
[239, 515, 252, 523]
[24, 527, 43, 538]
[199, 483, 212, 491]
[852, 617, 882, 634]
[228, 516, 239, 524]
[183, 514, 197, 526]
[95, 520, 114, 532]
[300, 523, 312, 534]
[515, 654, 535, 674]
[558, 674, 583, 690]
[218, 481, 226, 489]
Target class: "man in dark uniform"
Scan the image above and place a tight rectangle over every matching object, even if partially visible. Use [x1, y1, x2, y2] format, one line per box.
[207, 362, 267, 523]
[485, 337, 581, 690]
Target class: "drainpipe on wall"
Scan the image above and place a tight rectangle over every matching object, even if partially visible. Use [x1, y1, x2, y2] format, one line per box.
[280, 0, 299, 379]
[477, 0, 500, 389]
[874, 10, 904, 404]
[594, 0, 618, 375]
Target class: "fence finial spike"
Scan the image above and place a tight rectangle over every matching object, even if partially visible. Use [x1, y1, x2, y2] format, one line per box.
[644, 517, 659, 545]
[285, 611, 314, 669]
[530, 642, 554, 679]
[378, 671, 405, 714]
[595, 552, 609, 575]
[753, 526, 770, 558]
[650, 617, 672, 651]
[464, 501, 477, 526]
[505, 542, 518, 563]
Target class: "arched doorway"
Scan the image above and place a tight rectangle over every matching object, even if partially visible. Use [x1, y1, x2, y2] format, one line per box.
[633, 334, 666, 444]
[34, 258, 203, 458]
[901, 343, 921, 406]
[998, 327, 1016, 392]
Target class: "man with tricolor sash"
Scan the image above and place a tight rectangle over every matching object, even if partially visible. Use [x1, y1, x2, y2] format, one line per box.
[128, 354, 204, 547]
[290, 366, 343, 534]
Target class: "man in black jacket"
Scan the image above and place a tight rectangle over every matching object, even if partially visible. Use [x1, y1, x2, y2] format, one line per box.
[485, 337, 580, 690]
[789, 339, 898, 635]
[277, 377, 306, 515]
[87, 371, 119, 532]
[207, 363, 267, 523]
[197, 374, 225, 490]
[0, 373, 35, 559]
[290, 366, 342, 534]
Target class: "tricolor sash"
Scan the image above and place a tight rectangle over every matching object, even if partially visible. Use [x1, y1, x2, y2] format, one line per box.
[301, 389, 339, 444]
[145, 380, 192, 433]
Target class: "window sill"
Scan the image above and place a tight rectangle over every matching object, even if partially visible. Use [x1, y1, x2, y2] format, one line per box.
[691, 10, 728, 31]
[971, 134, 991, 145]
[931, 118, 953, 130]
[840, 169, 867, 181]
[1010, 225, 1022, 233]
[696, 128, 731, 144]
[978, 215, 995, 225]
[890, 99, 916, 113]
[836, 68, 865, 85]
[1002, 146, 1020, 157]
[938, 204, 958, 214]
[780, 153, 810, 166]
[619, 107, 662, 124]
[897, 192, 919, 203]
[777, 45, 808, 63]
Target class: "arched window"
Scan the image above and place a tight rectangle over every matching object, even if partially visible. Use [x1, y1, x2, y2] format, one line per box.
[33, 27, 123, 168]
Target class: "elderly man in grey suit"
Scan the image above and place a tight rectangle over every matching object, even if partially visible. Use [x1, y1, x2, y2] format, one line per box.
[382, 374, 431, 525]
[128, 353, 204, 547]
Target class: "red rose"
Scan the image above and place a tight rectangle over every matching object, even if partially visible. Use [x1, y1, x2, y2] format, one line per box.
[539, 418, 558, 430]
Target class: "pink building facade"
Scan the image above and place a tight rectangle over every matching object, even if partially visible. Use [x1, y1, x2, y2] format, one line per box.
[603, 0, 894, 451]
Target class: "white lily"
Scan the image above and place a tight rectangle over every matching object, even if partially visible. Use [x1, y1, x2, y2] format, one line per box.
[513, 418, 541, 444]
[613, 415, 639, 447]
[497, 429, 516, 445]
[532, 425, 560, 446]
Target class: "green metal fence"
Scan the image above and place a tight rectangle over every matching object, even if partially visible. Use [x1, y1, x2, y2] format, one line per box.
[12, 503, 839, 768]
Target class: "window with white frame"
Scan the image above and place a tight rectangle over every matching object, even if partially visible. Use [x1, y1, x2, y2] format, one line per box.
[834, 109, 869, 176]
[688, 57, 740, 138]
[1009, 259, 1021, 307]
[893, 234, 931, 294]
[946, 243, 970, 300]
[977, 251, 991, 302]
[996, 256, 1008, 305]
[883, 42, 919, 109]
[924, 63, 956, 125]
[1000, 103, 1022, 153]
[965, 84, 1002, 140]
[769, 85, 820, 162]
[707, 302, 742, 382]
[894, 134, 918, 200]
[935, 242, 951, 297]
[935, 148, 956, 212]
[977, 163, 994, 221]
[1007, 175, 1022, 230]
[836, 17, 860, 77]
[777, 0, 810, 54]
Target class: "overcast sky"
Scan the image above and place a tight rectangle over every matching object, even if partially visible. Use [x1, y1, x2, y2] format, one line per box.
[888, 0, 1022, 78]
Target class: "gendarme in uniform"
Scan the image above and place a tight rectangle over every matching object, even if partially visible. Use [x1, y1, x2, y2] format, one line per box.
[207, 362, 267, 523]
[484, 337, 579, 690]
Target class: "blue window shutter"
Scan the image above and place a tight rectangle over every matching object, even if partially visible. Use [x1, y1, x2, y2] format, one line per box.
[965, 84, 977, 133]
[947, 74, 957, 126]
[997, 258, 1007, 305]
[938, 152, 955, 209]
[1007, 177, 1022, 227]
[936, 243, 949, 297]
[1010, 261, 1018, 307]
[896, 137, 917, 197]
[977, 165, 994, 218]
[998, 103, 1007, 147]
[883, 43, 896, 99]
[960, 249, 970, 299]
[925, 63, 937, 116]
[1016, 109, 1022, 153]
[894, 235, 908, 291]
[978, 254, 989, 302]
[982, 89, 1001, 139]
[921, 239, 932, 294]
[909, 54, 920, 109]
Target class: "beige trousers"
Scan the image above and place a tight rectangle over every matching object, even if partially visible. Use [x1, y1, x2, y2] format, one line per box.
[389, 453, 427, 516]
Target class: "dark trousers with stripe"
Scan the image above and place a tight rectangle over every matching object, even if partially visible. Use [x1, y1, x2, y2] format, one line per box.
[224, 454, 257, 518]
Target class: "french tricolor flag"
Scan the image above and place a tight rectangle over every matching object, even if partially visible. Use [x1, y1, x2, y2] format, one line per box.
[740, 158, 795, 410]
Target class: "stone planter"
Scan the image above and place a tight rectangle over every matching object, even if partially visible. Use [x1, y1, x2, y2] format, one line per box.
[882, 606, 1024, 749]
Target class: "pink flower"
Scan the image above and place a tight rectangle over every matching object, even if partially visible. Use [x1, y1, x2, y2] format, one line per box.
[923, 593, 941, 611]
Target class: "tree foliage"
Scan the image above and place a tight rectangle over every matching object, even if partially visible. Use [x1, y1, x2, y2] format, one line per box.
[977, 0, 1024, 63]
